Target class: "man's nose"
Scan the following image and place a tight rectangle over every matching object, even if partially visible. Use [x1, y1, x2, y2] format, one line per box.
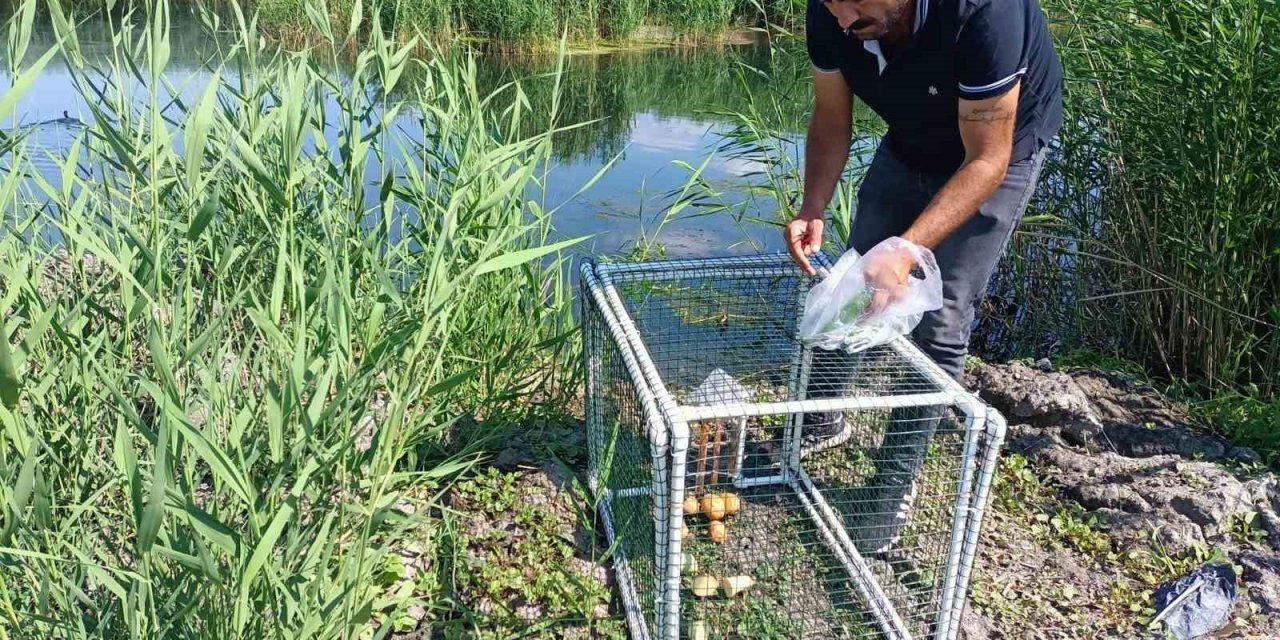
[825, 2, 861, 29]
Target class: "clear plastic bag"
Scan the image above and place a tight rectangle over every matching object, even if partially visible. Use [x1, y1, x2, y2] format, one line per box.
[799, 237, 944, 352]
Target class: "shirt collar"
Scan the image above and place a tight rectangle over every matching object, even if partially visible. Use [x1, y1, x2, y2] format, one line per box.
[863, 0, 928, 74]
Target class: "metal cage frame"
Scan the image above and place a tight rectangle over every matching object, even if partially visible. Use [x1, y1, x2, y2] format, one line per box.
[581, 253, 1007, 640]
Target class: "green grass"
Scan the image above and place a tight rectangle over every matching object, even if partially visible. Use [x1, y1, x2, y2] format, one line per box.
[4, 0, 806, 47]
[0, 0, 619, 636]
[1192, 391, 1280, 465]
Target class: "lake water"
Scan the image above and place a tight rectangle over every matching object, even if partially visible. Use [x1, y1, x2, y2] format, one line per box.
[0, 8, 1104, 371]
[2, 7, 818, 260]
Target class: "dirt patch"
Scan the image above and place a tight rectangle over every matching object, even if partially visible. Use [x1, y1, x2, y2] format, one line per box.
[429, 462, 623, 639]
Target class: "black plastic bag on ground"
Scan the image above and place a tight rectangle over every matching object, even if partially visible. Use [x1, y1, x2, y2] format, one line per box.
[1150, 562, 1238, 639]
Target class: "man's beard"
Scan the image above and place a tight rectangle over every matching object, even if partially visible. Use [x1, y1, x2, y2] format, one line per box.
[849, 0, 911, 40]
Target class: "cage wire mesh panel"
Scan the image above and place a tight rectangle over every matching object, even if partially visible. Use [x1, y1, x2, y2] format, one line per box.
[581, 254, 1007, 640]
[582, 271, 667, 639]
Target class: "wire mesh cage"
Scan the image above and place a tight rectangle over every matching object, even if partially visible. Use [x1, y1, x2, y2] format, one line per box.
[580, 253, 1008, 640]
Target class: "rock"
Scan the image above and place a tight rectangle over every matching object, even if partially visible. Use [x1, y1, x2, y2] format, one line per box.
[570, 557, 610, 587]
[1050, 553, 1094, 585]
[1047, 454, 1257, 547]
[1238, 552, 1280, 614]
[1034, 357, 1054, 372]
[966, 362, 1100, 427]
[1035, 445, 1179, 481]
[1095, 508, 1206, 555]
[1003, 423, 1064, 457]
[1247, 475, 1279, 505]
[493, 447, 532, 469]
[1169, 491, 1253, 533]
[1074, 483, 1152, 514]
[398, 543, 430, 581]
[1254, 509, 1280, 550]
[1060, 420, 1107, 451]
[1161, 462, 1257, 535]
[961, 360, 1280, 637]
[540, 459, 577, 492]
[1101, 422, 1226, 461]
[959, 606, 994, 640]
[970, 362, 1277, 555]
[1068, 369, 1183, 426]
[38, 249, 106, 300]
[1228, 446, 1263, 465]
[353, 415, 376, 454]
[188, 403, 210, 429]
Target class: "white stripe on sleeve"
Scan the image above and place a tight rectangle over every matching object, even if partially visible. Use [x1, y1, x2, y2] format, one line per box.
[959, 67, 1028, 94]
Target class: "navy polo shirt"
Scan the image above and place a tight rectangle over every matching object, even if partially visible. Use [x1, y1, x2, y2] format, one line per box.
[807, 0, 1064, 174]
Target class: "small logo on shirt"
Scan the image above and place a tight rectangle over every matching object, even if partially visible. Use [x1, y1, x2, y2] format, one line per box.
[928, 85, 939, 96]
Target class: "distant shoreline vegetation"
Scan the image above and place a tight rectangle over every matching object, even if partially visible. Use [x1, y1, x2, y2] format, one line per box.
[2, 0, 807, 48]
[265, 0, 807, 50]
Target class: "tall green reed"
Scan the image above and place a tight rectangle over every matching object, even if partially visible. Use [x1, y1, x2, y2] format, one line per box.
[602, 0, 646, 40]
[0, 0, 600, 636]
[651, 0, 735, 37]
[1039, 0, 1280, 390]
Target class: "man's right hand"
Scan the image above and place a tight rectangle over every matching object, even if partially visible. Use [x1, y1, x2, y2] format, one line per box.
[791, 67, 852, 278]
[785, 213, 825, 276]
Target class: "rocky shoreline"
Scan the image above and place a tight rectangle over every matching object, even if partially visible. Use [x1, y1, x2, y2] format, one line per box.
[961, 360, 1280, 638]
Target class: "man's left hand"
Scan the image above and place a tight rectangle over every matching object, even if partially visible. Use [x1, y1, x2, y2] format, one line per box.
[863, 246, 917, 315]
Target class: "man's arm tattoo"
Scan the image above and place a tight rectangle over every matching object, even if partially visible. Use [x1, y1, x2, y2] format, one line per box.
[961, 104, 1015, 125]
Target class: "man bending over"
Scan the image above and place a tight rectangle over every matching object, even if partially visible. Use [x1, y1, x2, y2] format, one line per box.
[788, 0, 1063, 555]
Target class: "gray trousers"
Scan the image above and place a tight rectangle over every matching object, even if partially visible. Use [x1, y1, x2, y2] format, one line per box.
[808, 142, 1049, 553]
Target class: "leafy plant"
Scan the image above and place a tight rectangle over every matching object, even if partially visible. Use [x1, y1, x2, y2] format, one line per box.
[0, 0, 600, 636]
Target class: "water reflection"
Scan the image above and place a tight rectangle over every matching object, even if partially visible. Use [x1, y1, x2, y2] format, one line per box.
[1, 6, 812, 258]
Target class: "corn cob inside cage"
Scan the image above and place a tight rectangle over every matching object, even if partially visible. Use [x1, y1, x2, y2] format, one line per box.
[580, 253, 1008, 640]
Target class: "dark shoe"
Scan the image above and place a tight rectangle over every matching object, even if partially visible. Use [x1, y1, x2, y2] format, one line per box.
[848, 477, 917, 557]
[801, 411, 847, 445]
